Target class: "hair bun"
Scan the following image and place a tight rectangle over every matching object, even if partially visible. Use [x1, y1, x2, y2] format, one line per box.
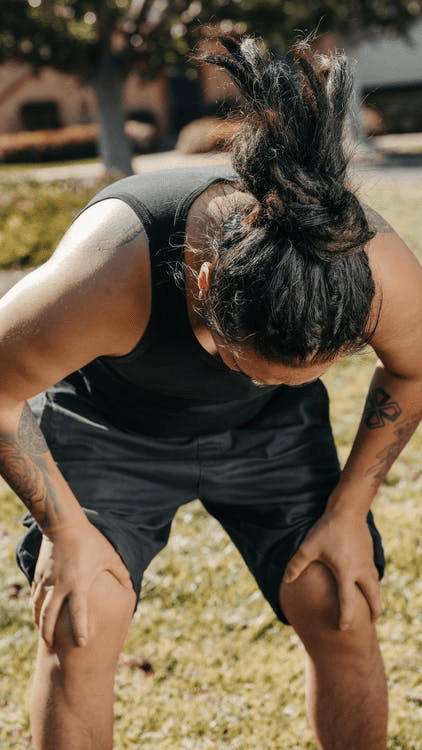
[196, 34, 374, 260]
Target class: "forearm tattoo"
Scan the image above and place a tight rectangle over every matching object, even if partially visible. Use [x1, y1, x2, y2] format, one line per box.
[364, 404, 422, 486]
[363, 387, 401, 429]
[0, 403, 61, 528]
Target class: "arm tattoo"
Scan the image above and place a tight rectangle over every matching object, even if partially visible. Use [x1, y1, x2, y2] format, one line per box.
[363, 387, 401, 429]
[0, 403, 61, 528]
[365, 409, 422, 486]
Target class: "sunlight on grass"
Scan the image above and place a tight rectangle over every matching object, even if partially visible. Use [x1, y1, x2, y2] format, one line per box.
[0, 176, 111, 269]
[0, 180, 421, 747]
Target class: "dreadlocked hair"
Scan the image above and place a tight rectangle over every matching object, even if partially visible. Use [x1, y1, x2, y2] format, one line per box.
[194, 34, 377, 364]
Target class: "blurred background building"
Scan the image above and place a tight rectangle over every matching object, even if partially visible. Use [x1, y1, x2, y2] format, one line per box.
[0, 1, 421, 170]
[1, 19, 422, 138]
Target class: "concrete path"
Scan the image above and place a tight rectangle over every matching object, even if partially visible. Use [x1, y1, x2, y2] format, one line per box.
[1, 132, 421, 186]
[350, 134, 422, 189]
[1, 150, 232, 183]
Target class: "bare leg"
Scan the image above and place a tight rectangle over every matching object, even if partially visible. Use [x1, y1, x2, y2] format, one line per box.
[30, 570, 136, 750]
[280, 562, 388, 750]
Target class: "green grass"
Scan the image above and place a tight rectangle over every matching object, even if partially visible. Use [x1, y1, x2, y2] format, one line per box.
[0, 174, 110, 269]
[0, 176, 422, 747]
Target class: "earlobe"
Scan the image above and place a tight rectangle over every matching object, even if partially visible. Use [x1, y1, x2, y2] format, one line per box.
[198, 263, 211, 293]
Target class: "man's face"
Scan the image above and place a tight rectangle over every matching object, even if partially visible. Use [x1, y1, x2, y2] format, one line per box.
[212, 336, 342, 387]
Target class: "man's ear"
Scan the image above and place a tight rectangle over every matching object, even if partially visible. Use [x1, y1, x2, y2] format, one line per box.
[198, 262, 211, 292]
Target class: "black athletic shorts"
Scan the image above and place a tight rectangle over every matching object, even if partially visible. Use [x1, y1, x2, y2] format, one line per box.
[16, 379, 385, 624]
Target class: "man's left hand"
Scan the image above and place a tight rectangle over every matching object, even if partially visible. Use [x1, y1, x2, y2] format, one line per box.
[283, 507, 382, 630]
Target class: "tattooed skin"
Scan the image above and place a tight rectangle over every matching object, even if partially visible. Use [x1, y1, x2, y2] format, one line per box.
[363, 387, 402, 429]
[0, 403, 61, 528]
[365, 409, 422, 486]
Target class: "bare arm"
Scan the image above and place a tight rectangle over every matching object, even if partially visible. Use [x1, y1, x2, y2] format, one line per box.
[0, 402, 63, 528]
[0, 198, 151, 643]
[332, 223, 422, 508]
[284, 216, 422, 627]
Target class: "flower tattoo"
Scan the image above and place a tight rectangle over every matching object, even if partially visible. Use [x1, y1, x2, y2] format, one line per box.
[363, 387, 402, 429]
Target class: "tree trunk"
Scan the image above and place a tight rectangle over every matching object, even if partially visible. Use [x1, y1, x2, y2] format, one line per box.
[92, 51, 134, 176]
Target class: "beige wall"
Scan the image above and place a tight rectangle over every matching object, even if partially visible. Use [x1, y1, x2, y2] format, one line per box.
[0, 63, 96, 133]
[0, 61, 169, 135]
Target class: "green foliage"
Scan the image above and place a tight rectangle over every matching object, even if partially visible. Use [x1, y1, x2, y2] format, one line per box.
[1, 0, 422, 83]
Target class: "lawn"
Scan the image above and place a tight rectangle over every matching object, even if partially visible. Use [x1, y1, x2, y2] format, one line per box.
[0, 167, 421, 748]
[0, 174, 110, 268]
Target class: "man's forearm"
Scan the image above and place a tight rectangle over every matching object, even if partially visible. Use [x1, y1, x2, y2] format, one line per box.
[0, 401, 86, 534]
[328, 364, 422, 515]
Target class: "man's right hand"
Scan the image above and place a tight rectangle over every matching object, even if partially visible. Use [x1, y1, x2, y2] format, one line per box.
[31, 520, 133, 649]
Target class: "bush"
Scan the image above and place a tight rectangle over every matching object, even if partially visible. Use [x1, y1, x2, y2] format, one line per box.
[0, 125, 99, 164]
[0, 122, 157, 164]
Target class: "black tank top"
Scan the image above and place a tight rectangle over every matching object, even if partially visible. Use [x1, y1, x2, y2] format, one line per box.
[68, 167, 278, 436]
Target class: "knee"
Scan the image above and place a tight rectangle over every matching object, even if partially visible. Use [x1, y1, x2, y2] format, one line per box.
[52, 571, 136, 672]
[279, 562, 373, 651]
[280, 561, 339, 631]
